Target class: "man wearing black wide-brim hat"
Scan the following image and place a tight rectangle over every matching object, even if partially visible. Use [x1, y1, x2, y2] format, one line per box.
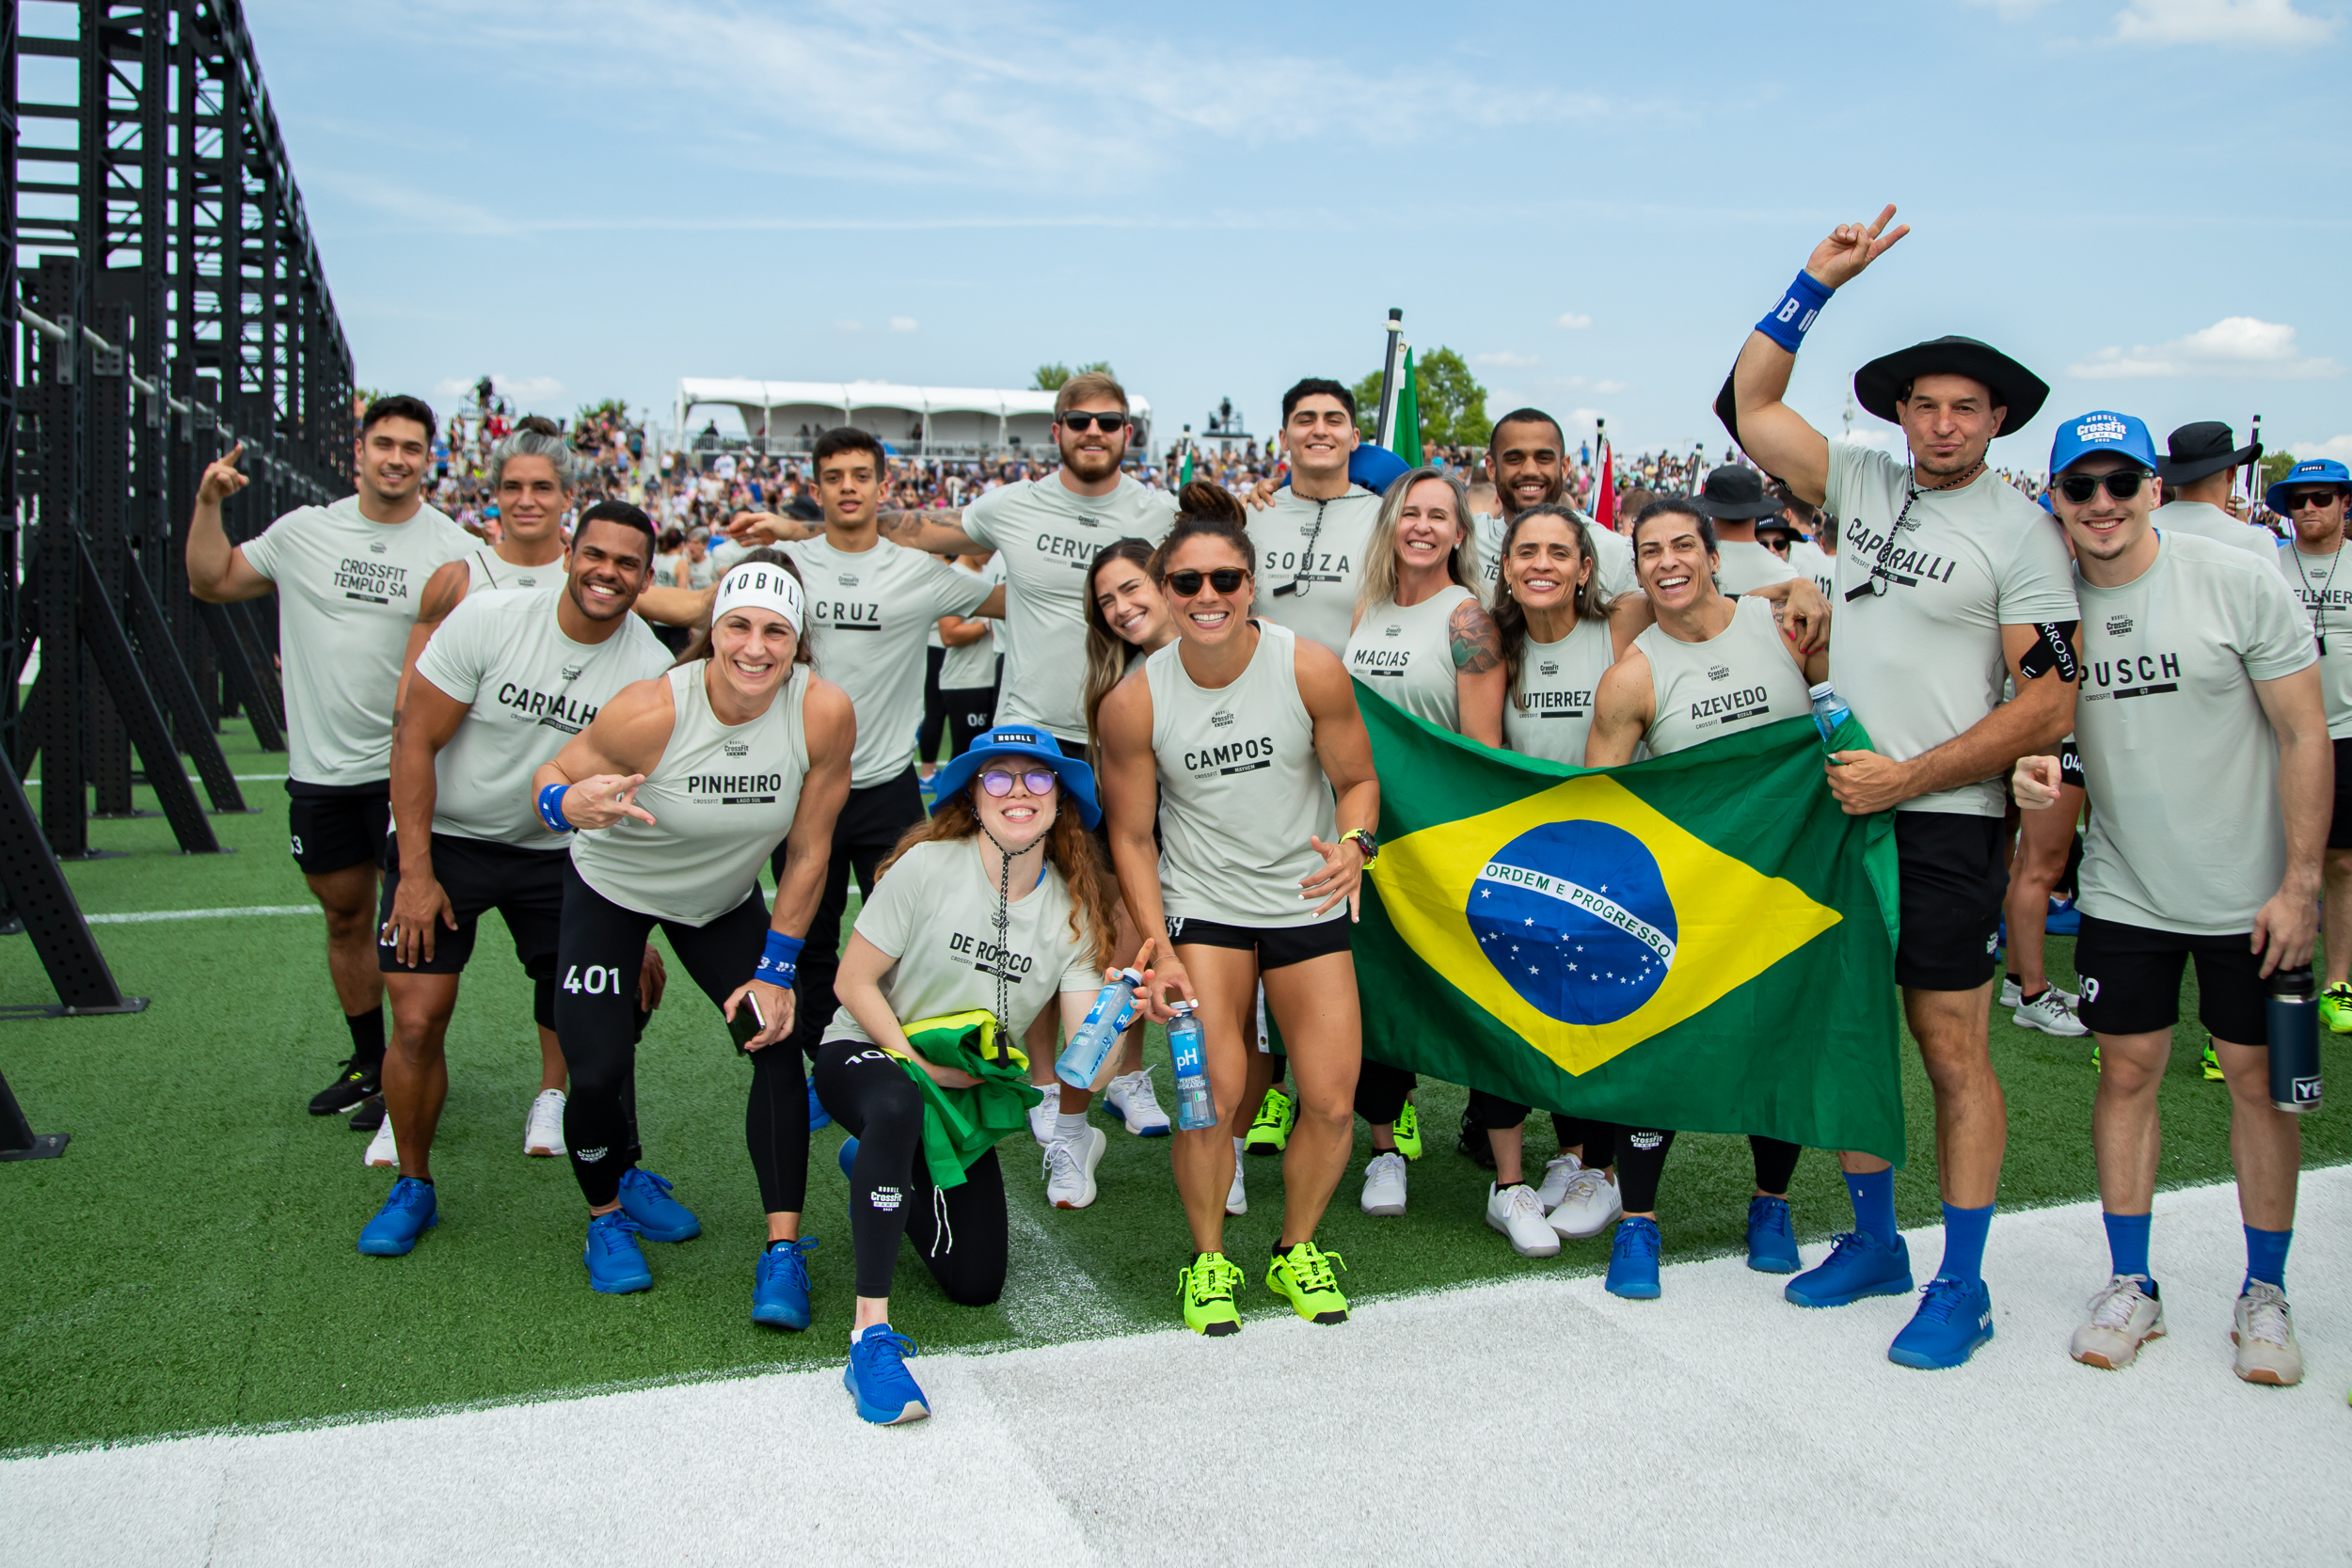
[2153, 421, 2278, 560]
[1721, 203, 2081, 1373]
[1692, 464, 1799, 596]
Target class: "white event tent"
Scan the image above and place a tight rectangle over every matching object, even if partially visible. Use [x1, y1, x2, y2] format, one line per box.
[673, 380, 1152, 459]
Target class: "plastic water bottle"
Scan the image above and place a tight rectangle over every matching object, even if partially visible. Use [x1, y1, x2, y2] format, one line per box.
[2265, 965, 2324, 1114]
[1056, 967, 1142, 1089]
[1808, 681, 1852, 744]
[1169, 1002, 1215, 1131]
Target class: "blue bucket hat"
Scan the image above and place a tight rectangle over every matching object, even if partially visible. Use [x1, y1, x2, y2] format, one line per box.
[929, 726, 1102, 831]
[2265, 458, 2352, 515]
[2049, 410, 2159, 478]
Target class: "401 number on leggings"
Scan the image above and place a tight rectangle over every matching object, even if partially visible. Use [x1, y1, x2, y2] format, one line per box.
[563, 963, 626, 996]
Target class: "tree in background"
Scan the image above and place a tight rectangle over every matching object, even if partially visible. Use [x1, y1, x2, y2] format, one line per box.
[1350, 347, 1490, 449]
[575, 396, 629, 426]
[1033, 360, 1114, 391]
[2261, 451, 2301, 491]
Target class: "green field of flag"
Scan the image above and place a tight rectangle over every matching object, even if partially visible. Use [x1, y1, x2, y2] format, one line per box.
[1356, 697, 1907, 1164]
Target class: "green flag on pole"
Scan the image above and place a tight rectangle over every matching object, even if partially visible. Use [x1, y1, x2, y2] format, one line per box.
[1353, 698, 1907, 1164]
[1392, 349, 1423, 467]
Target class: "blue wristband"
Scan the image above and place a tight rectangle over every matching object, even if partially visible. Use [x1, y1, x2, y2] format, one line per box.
[536, 782, 574, 833]
[755, 929, 804, 986]
[1755, 269, 1834, 353]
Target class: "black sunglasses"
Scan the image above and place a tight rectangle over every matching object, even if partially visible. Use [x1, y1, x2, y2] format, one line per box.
[1165, 567, 1248, 597]
[2286, 488, 2345, 511]
[2057, 469, 2149, 505]
[1059, 412, 1129, 433]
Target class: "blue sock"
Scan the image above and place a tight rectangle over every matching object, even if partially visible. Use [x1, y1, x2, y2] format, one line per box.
[2243, 1225, 2291, 1292]
[2101, 1212, 2152, 1281]
[1844, 1168, 1899, 1247]
[1938, 1202, 1994, 1284]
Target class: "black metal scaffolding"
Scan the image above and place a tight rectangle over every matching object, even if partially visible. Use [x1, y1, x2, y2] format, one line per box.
[0, 0, 351, 1069]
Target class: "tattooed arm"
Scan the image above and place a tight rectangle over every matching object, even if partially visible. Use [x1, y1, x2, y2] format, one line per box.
[1450, 594, 1506, 748]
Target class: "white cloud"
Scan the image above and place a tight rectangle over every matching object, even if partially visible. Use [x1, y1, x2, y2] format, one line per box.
[2290, 435, 2352, 463]
[1552, 312, 1592, 329]
[1473, 351, 1540, 370]
[2112, 0, 2339, 44]
[2067, 316, 2342, 380]
[888, 316, 919, 334]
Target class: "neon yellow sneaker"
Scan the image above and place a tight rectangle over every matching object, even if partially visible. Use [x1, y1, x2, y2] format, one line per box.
[2321, 983, 2352, 1034]
[1244, 1086, 1294, 1156]
[2201, 1039, 2224, 1082]
[1178, 1252, 1245, 1337]
[1266, 1240, 1350, 1324]
[1392, 1099, 1422, 1161]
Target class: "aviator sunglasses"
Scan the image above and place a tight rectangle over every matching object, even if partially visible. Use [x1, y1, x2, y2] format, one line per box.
[1165, 567, 1248, 597]
[979, 768, 1057, 798]
[2057, 469, 2149, 505]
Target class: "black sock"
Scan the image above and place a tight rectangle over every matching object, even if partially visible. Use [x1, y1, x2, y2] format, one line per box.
[2021, 987, 2048, 1006]
[346, 1006, 387, 1070]
[2006, 972, 2021, 985]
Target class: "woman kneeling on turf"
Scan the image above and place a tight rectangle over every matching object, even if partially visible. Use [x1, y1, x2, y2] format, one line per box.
[817, 726, 1150, 1424]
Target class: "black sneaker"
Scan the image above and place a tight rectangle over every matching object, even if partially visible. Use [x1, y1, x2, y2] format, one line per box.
[1455, 1107, 1496, 1169]
[348, 1094, 387, 1132]
[309, 1057, 379, 1117]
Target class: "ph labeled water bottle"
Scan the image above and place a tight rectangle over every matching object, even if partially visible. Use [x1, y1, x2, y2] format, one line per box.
[1056, 967, 1142, 1089]
[1808, 681, 1852, 745]
[1169, 1002, 1215, 1131]
[2265, 964, 2324, 1114]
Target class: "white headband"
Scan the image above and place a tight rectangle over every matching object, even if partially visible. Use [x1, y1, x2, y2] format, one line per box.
[711, 562, 804, 636]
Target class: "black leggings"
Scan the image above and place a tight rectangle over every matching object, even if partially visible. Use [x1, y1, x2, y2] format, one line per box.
[554, 863, 806, 1214]
[1612, 1126, 1802, 1214]
[813, 1037, 1007, 1305]
[1355, 1057, 1416, 1124]
[1465, 1099, 1617, 1166]
[918, 645, 949, 762]
[943, 681, 998, 759]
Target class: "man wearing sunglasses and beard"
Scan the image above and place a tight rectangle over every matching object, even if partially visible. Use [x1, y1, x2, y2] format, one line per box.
[2265, 458, 2352, 1031]
[1724, 203, 2079, 1371]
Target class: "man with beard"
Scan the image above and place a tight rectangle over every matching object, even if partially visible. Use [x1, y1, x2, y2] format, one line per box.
[1475, 409, 1636, 604]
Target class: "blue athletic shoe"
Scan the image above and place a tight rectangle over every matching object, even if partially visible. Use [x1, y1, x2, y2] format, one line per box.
[1606, 1215, 1662, 1299]
[807, 1083, 832, 1132]
[1785, 1229, 1914, 1307]
[837, 1136, 859, 1180]
[1746, 1196, 1799, 1275]
[583, 1210, 653, 1294]
[845, 1325, 929, 1425]
[753, 1237, 818, 1330]
[1887, 1275, 1994, 1370]
[357, 1176, 437, 1257]
[615, 1165, 701, 1243]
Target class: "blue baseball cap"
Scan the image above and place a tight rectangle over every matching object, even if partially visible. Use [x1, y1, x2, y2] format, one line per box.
[2049, 410, 2160, 477]
[928, 725, 1102, 831]
[2265, 458, 2352, 515]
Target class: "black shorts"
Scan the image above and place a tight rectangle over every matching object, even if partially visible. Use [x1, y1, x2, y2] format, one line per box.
[2073, 912, 2267, 1044]
[376, 833, 564, 978]
[2330, 738, 2352, 850]
[1893, 812, 2007, 991]
[1165, 914, 1352, 971]
[287, 780, 389, 877]
[2059, 736, 2086, 791]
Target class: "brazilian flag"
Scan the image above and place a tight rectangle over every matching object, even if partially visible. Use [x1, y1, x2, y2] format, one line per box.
[1356, 698, 1906, 1164]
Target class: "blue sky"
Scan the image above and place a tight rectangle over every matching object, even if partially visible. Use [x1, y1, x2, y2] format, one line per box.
[246, 0, 2352, 467]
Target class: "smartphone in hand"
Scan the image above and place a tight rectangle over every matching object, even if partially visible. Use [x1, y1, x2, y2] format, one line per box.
[728, 993, 767, 1053]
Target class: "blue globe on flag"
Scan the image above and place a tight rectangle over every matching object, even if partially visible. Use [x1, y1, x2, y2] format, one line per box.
[1465, 820, 1677, 1026]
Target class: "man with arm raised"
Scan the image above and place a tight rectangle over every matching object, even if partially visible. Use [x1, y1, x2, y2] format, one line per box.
[1724, 205, 2080, 1370]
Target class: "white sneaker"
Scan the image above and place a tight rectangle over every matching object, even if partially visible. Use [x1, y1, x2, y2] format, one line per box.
[2013, 988, 2089, 1037]
[2001, 977, 2079, 1010]
[1486, 1182, 1562, 1258]
[1028, 1091, 1061, 1147]
[2233, 1281, 2304, 1386]
[1360, 1150, 1407, 1216]
[524, 1088, 567, 1157]
[1104, 1069, 1170, 1136]
[1226, 1158, 1247, 1217]
[2070, 1275, 2165, 1370]
[1534, 1152, 1583, 1213]
[1548, 1166, 1622, 1240]
[1042, 1127, 1106, 1210]
[364, 1114, 398, 1169]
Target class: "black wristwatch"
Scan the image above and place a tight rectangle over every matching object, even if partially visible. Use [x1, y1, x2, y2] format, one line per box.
[1342, 828, 1378, 867]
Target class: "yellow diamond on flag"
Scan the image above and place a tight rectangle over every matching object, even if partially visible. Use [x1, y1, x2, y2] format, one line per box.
[1370, 772, 1840, 1076]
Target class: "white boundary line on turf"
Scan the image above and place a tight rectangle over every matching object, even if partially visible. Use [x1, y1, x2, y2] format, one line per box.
[86, 905, 320, 924]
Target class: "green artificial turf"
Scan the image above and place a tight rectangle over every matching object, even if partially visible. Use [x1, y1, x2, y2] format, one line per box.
[1, 717, 2346, 1455]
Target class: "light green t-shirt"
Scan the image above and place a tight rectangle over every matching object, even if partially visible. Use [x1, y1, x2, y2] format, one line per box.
[824, 838, 1101, 1047]
[938, 555, 1005, 690]
[1248, 484, 1384, 658]
[239, 496, 473, 785]
[2076, 532, 2315, 935]
[961, 475, 1178, 744]
[1824, 444, 2079, 816]
[1712, 539, 1797, 597]
[785, 535, 992, 787]
[413, 585, 672, 848]
[2153, 499, 2279, 562]
[1788, 539, 1837, 599]
[2270, 539, 2352, 737]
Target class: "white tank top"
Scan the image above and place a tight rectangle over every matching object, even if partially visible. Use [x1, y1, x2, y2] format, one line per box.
[570, 661, 810, 926]
[1345, 582, 1472, 731]
[1147, 622, 1339, 930]
[1502, 619, 1616, 765]
[465, 547, 556, 595]
[1633, 594, 1810, 757]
